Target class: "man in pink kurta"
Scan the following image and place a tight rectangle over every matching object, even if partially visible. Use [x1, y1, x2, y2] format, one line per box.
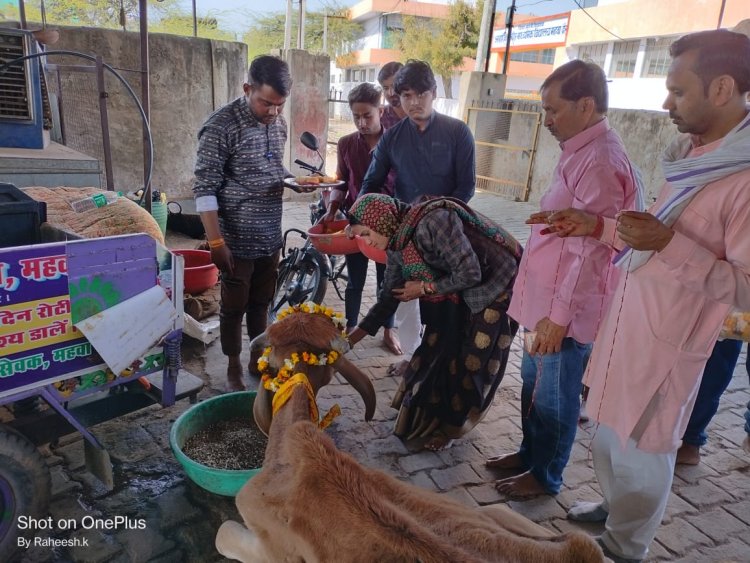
[543, 30, 750, 563]
[487, 60, 640, 500]
[587, 147, 750, 452]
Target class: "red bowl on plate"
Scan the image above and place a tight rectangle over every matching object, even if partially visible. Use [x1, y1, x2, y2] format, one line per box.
[172, 249, 219, 294]
[307, 219, 359, 255]
[356, 236, 387, 264]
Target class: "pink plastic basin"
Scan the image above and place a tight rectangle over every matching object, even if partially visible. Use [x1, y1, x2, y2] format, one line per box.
[172, 249, 219, 294]
[307, 219, 359, 255]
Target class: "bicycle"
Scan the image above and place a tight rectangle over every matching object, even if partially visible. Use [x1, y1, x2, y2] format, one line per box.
[268, 133, 349, 321]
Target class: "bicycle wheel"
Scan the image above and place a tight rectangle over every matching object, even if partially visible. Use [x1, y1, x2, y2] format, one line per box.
[268, 256, 327, 322]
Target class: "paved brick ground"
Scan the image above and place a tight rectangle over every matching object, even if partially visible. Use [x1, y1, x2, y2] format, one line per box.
[17, 191, 750, 563]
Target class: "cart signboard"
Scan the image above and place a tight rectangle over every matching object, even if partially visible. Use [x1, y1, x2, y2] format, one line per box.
[0, 235, 172, 399]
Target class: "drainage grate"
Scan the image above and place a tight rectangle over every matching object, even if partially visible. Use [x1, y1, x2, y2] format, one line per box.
[0, 31, 31, 121]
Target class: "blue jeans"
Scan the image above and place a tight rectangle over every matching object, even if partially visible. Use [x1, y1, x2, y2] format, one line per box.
[518, 337, 591, 494]
[344, 252, 394, 329]
[682, 339, 742, 447]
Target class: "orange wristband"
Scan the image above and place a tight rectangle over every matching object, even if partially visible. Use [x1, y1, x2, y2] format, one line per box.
[208, 238, 225, 249]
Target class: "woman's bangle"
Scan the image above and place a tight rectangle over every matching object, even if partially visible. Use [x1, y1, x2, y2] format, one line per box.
[208, 237, 225, 249]
[591, 215, 604, 240]
[424, 282, 436, 295]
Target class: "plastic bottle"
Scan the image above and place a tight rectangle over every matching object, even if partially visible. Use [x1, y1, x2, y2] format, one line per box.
[70, 191, 123, 213]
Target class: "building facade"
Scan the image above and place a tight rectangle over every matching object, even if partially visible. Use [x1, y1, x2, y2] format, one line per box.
[333, 0, 748, 111]
[560, 0, 748, 110]
[488, 11, 570, 98]
[332, 0, 470, 101]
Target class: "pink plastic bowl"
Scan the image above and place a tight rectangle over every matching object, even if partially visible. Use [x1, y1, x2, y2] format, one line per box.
[172, 249, 219, 294]
[356, 236, 387, 264]
[307, 219, 359, 255]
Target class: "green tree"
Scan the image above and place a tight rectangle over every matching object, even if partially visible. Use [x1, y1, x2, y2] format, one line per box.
[150, 8, 236, 41]
[243, 1, 361, 61]
[1, 0, 181, 31]
[243, 12, 285, 60]
[398, 0, 483, 98]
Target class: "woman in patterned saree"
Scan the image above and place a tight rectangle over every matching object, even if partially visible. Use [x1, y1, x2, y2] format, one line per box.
[347, 194, 522, 450]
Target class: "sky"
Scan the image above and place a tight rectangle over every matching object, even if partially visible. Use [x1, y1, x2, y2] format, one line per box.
[177, 0, 348, 36]
[179, 0, 582, 37]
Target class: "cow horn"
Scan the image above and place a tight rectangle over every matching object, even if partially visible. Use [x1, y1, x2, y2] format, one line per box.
[332, 354, 376, 421]
[248, 331, 269, 378]
[253, 383, 272, 436]
[249, 331, 269, 356]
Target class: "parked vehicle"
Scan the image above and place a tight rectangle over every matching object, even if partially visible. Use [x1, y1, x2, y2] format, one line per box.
[269, 133, 348, 321]
[0, 229, 202, 560]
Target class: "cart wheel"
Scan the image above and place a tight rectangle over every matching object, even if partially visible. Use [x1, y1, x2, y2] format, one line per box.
[0, 428, 51, 561]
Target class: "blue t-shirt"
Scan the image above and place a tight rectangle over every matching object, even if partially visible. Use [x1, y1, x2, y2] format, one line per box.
[359, 111, 475, 204]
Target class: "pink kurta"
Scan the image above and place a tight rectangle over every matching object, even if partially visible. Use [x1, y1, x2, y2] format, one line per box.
[585, 139, 750, 453]
[509, 118, 639, 343]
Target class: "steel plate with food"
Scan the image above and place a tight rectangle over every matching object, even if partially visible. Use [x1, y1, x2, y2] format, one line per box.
[284, 176, 345, 189]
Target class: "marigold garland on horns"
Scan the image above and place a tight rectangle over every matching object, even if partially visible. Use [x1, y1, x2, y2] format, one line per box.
[260, 302, 347, 393]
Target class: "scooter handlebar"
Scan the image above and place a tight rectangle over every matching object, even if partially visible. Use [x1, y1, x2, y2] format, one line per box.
[294, 159, 322, 175]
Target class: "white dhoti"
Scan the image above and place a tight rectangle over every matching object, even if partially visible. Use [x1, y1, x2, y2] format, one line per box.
[592, 424, 677, 561]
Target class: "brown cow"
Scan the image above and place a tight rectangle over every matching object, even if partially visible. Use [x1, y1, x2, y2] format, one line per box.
[215, 310, 605, 563]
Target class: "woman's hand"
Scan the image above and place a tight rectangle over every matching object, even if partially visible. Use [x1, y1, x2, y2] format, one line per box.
[527, 209, 597, 238]
[392, 281, 424, 302]
[347, 327, 367, 346]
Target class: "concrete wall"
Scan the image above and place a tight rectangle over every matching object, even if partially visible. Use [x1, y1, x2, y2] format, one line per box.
[50, 26, 247, 200]
[457, 71, 508, 120]
[280, 49, 331, 177]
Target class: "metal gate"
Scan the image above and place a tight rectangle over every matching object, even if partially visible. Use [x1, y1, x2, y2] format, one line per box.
[44, 57, 146, 193]
[465, 99, 541, 201]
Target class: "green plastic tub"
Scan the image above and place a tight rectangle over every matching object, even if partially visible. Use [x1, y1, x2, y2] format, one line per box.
[170, 390, 262, 496]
